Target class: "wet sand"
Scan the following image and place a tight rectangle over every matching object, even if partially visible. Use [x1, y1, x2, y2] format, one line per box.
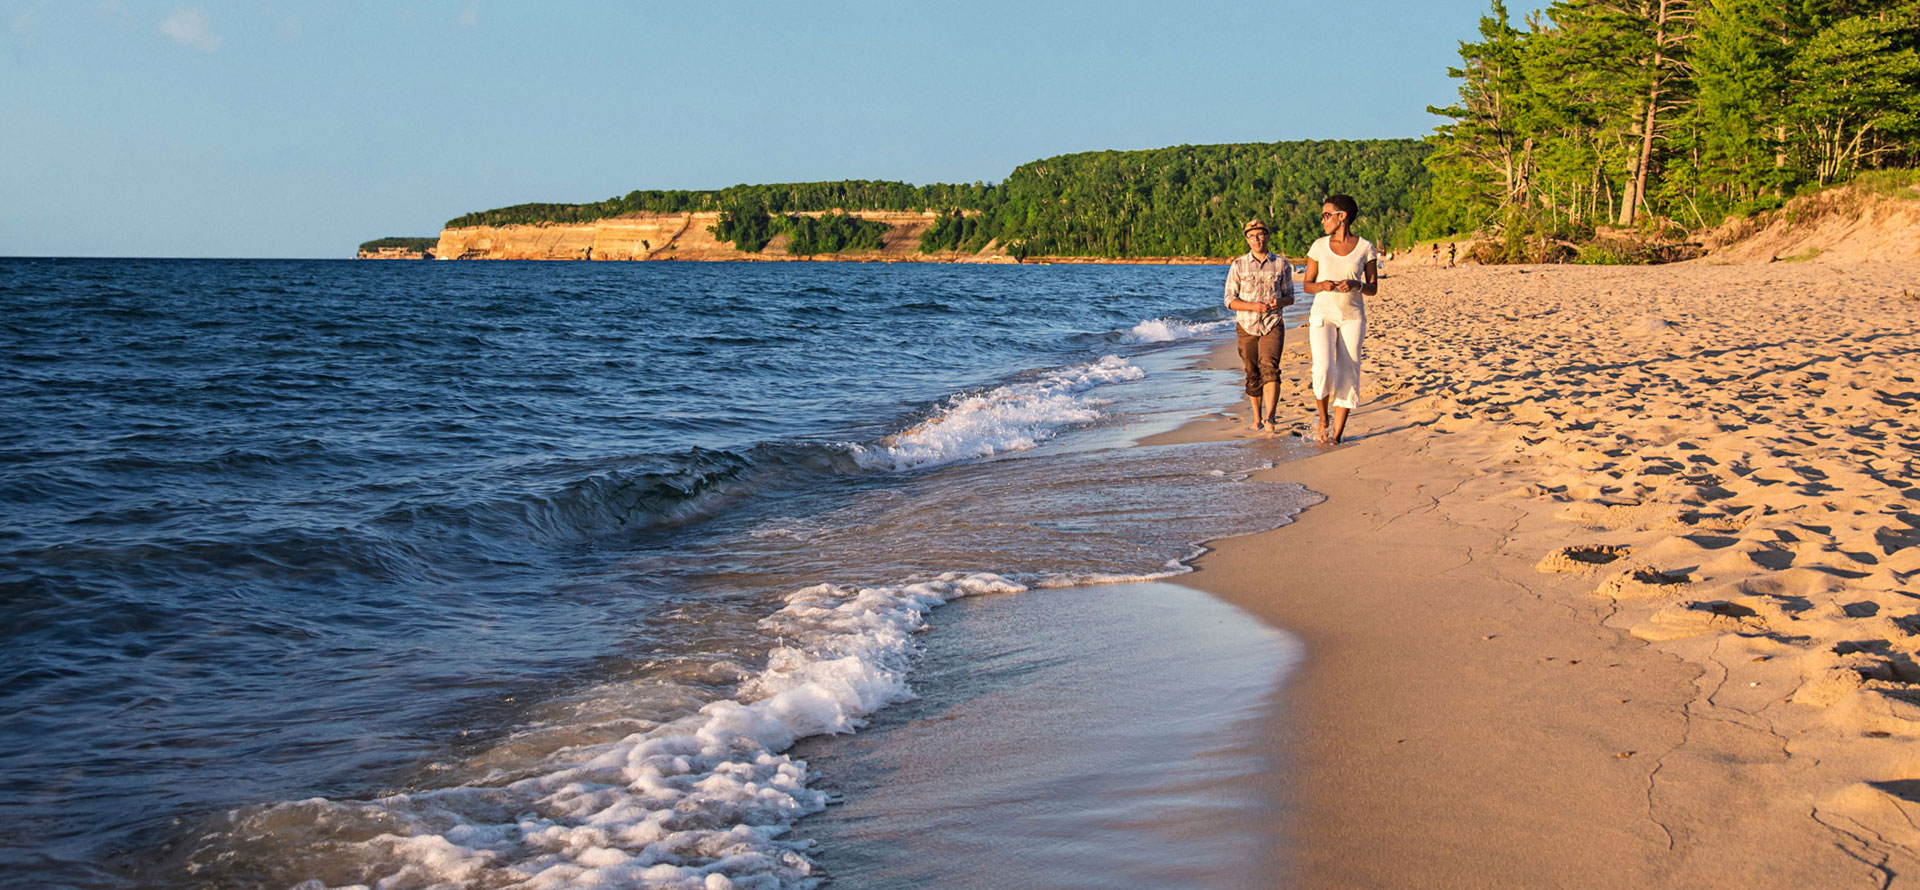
[794, 581, 1297, 890]
[1156, 261, 1920, 887]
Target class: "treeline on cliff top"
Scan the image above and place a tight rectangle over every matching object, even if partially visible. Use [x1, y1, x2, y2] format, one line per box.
[1422, 0, 1920, 262]
[359, 237, 439, 252]
[443, 181, 995, 228]
[442, 139, 1432, 257]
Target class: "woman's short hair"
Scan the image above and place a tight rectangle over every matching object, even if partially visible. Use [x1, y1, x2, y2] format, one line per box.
[1323, 194, 1361, 224]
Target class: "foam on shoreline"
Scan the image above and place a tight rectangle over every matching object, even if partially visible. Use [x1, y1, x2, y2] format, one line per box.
[197, 574, 1027, 889]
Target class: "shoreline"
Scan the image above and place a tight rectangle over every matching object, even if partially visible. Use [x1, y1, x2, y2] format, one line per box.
[793, 581, 1296, 889]
[1155, 263, 1920, 886]
[398, 252, 1252, 265]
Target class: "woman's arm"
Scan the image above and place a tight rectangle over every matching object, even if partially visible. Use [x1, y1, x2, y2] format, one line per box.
[1361, 258, 1378, 297]
[1302, 258, 1326, 294]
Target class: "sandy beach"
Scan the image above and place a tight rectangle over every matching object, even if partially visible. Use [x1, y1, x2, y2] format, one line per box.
[1154, 260, 1920, 887]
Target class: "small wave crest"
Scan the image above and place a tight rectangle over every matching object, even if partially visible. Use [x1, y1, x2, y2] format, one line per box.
[190, 573, 1027, 890]
[372, 444, 860, 548]
[1120, 316, 1232, 344]
[846, 356, 1143, 472]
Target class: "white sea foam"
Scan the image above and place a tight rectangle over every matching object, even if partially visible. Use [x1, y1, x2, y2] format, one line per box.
[265, 572, 1026, 890]
[1029, 568, 1188, 588]
[847, 355, 1144, 471]
[1121, 316, 1232, 343]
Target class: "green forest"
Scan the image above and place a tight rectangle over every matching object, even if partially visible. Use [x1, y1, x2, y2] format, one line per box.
[709, 209, 891, 255]
[1420, 0, 1920, 259]
[952, 140, 1431, 257]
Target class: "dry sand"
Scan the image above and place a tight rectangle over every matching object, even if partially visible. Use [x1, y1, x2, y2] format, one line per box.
[1152, 260, 1920, 887]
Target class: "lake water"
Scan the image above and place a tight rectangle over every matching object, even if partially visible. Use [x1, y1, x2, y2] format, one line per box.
[0, 258, 1314, 888]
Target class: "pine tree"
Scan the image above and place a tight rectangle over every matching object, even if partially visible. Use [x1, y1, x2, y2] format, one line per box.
[1422, 0, 1534, 233]
[1787, 10, 1920, 183]
[1689, 0, 1805, 212]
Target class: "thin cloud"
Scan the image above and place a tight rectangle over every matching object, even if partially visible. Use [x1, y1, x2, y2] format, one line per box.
[159, 6, 219, 51]
[459, 2, 478, 27]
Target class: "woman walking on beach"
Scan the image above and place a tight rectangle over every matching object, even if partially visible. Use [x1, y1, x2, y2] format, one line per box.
[1302, 194, 1377, 445]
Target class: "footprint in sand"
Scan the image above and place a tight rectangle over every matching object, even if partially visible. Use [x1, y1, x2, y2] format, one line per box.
[1559, 500, 1676, 530]
[1746, 545, 1798, 570]
[1597, 565, 1693, 600]
[1662, 510, 1750, 533]
[1536, 544, 1631, 574]
[1633, 598, 1770, 642]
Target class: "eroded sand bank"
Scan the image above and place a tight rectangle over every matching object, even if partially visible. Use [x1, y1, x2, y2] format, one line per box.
[1158, 261, 1920, 887]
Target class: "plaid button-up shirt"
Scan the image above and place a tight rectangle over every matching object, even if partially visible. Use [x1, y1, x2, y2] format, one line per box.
[1224, 251, 1292, 336]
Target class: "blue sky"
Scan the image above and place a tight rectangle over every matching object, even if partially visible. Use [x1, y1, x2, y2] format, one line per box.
[2, 1, 1511, 257]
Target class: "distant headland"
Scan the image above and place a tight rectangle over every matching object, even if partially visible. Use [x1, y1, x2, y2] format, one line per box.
[356, 237, 440, 260]
[363, 139, 1433, 263]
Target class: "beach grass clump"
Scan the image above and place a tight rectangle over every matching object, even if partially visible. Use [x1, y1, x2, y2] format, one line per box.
[1851, 168, 1920, 200]
[1470, 208, 1583, 265]
[1574, 242, 1638, 265]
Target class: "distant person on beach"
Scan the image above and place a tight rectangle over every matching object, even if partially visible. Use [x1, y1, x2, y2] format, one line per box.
[1447, 242, 1457, 268]
[1302, 194, 1378, 445]
[1223, 218, 1294, 432]
[1430, 243, 1440, 267]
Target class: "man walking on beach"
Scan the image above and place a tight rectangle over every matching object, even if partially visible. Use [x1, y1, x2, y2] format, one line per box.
[1224, 218, 1293, 432]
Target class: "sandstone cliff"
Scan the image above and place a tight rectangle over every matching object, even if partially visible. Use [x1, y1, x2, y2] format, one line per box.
[435, 210, 1019, 263]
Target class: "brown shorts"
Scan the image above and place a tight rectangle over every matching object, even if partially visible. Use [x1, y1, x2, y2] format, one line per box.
[1236, 326, 1283, 397]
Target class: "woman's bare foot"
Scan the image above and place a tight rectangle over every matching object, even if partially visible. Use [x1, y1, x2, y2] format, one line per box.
[1314, 421, 1329, 445]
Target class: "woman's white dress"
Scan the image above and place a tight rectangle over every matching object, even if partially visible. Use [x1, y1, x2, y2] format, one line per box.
[1306, 235, 1376, 410]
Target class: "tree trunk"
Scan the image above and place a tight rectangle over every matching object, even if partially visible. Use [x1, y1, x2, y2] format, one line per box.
[1624, 85, 1659, 224]
[1515, 138, 1534, 206]
[1621, 0, 1686, 226]
[1775, 125, 1787, 197]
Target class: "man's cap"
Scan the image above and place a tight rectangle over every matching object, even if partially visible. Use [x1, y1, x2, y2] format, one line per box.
[1243, 218, 1270, 234]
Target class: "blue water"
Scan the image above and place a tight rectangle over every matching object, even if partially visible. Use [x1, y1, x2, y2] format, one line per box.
[0, 258, 1311, 888]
